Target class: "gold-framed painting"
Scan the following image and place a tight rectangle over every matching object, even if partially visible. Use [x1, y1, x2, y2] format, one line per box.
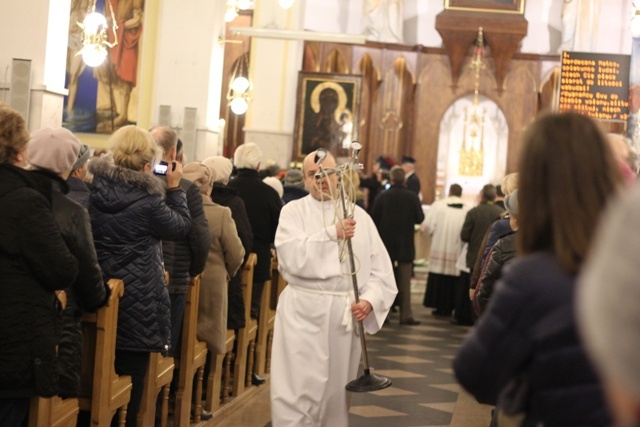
[293, 72, 362, 161]
[444, 0, 525, 14]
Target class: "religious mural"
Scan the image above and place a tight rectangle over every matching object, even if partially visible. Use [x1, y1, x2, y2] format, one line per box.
[64, 0, 144, 134]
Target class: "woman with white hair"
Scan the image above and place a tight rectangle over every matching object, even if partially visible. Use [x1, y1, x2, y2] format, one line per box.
[87, 125, 191, 426]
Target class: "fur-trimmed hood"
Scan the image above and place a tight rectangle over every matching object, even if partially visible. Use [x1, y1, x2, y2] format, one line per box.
[88, 156, 166, 213]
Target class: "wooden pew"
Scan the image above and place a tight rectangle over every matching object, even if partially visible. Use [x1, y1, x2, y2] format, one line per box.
[233, 253, 258, 396]
[254, 276, 275, 377]
[137, 353, 174, 426]
[265, 254, 288, 374]
[173, 275, 208, 426]
[137, 272, 174, 427]
[205, 328, 236, 412]
[78, 279, 132, 427]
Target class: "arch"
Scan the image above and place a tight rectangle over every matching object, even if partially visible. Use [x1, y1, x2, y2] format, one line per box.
[323, 49, 348, 74]
[436, 94, 509, 204]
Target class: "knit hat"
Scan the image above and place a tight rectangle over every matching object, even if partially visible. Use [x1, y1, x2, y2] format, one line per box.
[183, 162, 214, 195]
[263, 176, 283, 198]
[73, 144, 91, 171]
[504, 189, 518, 217]
[28, 127, 81, 173]
[284, 169, 304, 188]
[202, 156, 233, 183]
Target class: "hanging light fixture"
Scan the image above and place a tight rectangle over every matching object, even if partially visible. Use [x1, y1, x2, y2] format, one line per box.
[225, 0, 239, 22]
[76, 1, 118, 67]
[227, 52, 252, 115]
[459, 27, 486, 177]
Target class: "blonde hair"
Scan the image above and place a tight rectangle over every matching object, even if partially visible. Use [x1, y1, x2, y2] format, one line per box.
[501, 173, 519, 197]
[0, 104, 29, 164]
[110, 125, 159, 171]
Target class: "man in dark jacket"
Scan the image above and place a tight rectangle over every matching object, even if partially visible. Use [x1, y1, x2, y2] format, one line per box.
[27, 127, 108, 397]
[371, 166, 425, 325]
[229, 142, 281, 385]
[150, 126, 211, 358]
[0, 105, 79, 426]
[456, 184, 504, 325]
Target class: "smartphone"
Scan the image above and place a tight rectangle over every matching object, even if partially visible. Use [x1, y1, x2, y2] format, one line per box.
[153, 161, 169, 176]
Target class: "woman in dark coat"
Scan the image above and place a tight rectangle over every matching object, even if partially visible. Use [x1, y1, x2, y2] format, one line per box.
[88, 125, 191, 426]
[454, 113, 621, 427]
[0, 105, 79, 426]
[27, 127, 109, 398]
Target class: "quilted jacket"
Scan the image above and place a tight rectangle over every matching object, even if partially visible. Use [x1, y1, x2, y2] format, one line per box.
[88, 158, 191, 354]
[0, 164, 79, 398]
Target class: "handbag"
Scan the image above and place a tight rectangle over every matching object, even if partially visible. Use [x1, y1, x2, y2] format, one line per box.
[494, 373, 529, 427]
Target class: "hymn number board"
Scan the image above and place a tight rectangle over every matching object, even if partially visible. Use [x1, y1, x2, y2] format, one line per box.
[558, 51, 630, 122]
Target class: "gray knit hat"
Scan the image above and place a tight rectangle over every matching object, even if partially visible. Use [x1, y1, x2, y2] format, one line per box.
[504, 189, 518, 217]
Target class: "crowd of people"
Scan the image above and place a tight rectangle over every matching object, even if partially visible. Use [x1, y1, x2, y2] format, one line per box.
[4, 101, 640, 427]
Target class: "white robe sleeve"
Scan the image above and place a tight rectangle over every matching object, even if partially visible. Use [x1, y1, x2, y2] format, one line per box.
[355, 209, 397, 335]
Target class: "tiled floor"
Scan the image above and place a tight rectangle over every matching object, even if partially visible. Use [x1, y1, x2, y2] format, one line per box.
[211, 276, 493, 427]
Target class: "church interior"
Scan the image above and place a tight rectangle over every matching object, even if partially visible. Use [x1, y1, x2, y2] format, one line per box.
[0, 0, 637, 426]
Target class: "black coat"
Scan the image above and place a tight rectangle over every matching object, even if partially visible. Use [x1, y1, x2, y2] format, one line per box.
[88, 158, 191, 354]
[33, 170, 108, 397]
[212, 182, 253, 330]
[66, 176, 91, 208]
[371, 184, 425, 262]
[454, 252, 611, 427]
[162, 178, 211, 293]
[0, 164, 79, 398]
[228, 169, 281, 282]
[460, 201, 504, 270]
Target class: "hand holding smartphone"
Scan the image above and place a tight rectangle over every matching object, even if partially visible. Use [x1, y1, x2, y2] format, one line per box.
[165, 161, 182, 188]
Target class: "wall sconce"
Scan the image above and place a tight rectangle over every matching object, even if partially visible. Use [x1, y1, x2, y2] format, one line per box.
[227, 52, 252, 115]
[77, 2, 118, 67]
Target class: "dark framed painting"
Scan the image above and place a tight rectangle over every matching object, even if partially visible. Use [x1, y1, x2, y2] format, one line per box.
[444, 0, 525, 14]
[293, 72, 362, 161]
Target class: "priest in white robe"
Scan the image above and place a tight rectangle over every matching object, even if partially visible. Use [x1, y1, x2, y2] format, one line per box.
[270, 151, 397, 427]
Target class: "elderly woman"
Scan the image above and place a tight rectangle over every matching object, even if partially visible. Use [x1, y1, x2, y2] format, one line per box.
[454, 112, 620, 426]
[202, 156, 253, 331]
[87, 125, 191, 426]
[182, 162, 244, 361]
[0, 105, 79, 426]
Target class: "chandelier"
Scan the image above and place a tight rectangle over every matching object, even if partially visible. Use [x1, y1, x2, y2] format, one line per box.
[227, 52, 252, 115]
[459, 27, 486, 177]
[76, 1, 118, 67]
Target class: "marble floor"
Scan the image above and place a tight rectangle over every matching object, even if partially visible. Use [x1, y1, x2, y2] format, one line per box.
[208, 291, 493, 427]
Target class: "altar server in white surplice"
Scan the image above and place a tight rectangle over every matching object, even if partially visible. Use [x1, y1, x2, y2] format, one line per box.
[270, 151, 397, 427]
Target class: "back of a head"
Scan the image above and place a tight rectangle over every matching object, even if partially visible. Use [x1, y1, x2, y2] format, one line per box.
[202, 156, 233, 183]
[480, 184, 497, 202]
[234, 142, 262, 169]
[449, 183, 463, 197]
[263, 176, 284, 198]
[284, 169, 304, 188]
[111, 125, 159, 171]
[28, 128, 81, 174]
[183, 162, 214, 195]
[389, 165, 405, 184]
[0, 104, 29, 164]
[501, 173, 519, 197]
[149, 126, 177, 156]
[517, 112, 621, 274]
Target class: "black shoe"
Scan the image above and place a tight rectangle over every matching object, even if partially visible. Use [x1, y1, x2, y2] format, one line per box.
[400, 318, 421, 326]
[252, 373, 266, 386]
